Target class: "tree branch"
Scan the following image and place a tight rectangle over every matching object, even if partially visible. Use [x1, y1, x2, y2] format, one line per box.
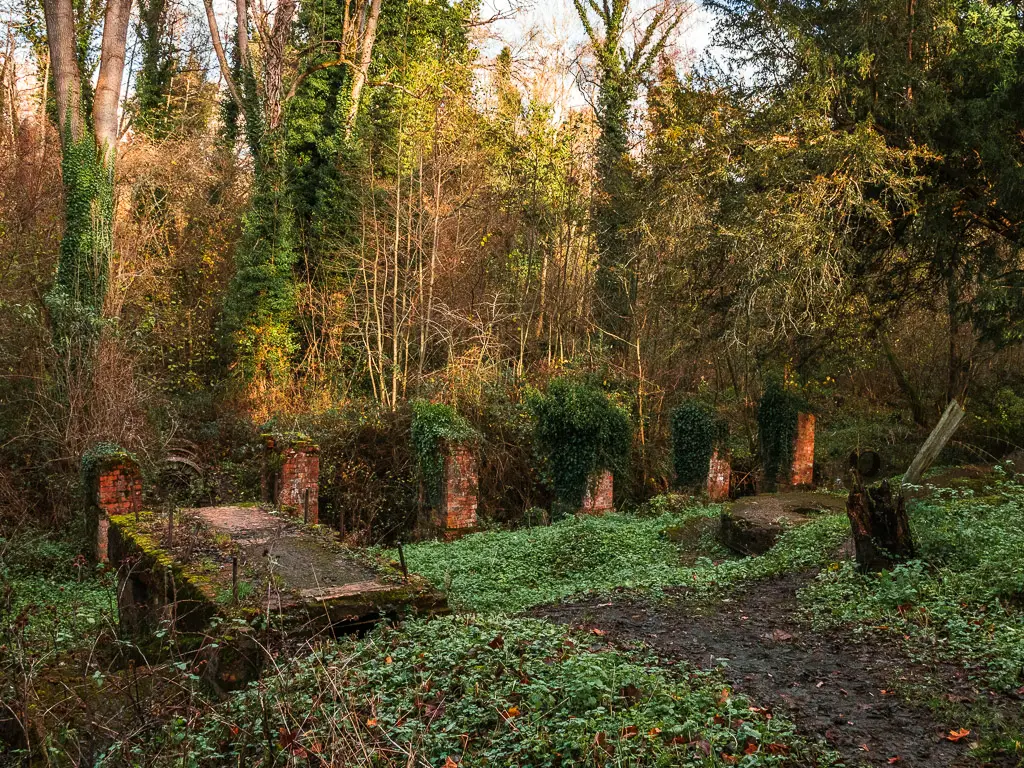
[201, 0, 243, 109]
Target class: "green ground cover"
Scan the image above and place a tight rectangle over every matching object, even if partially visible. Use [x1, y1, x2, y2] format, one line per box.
[98, 615, 837, 767]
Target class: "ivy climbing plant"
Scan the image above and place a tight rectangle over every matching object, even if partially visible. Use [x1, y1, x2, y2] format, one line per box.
[530, 377, 631, 515]
[670, 399, 726, 488]
[757, 378, 804, 489]
[46, 133, 115, 360]
[410, 401, 476, 506]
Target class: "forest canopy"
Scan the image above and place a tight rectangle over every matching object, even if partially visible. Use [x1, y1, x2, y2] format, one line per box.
[0, 0, 1022, 525]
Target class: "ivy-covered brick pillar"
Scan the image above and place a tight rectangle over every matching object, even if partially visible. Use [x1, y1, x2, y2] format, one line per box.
[581, 470, 614, 514]
[790, 413, 816, 488]
[83, 446, 143, 562]
[441, 444, 478, 534]
[263, 435, 319, 524]
[707, 450, 731, 502]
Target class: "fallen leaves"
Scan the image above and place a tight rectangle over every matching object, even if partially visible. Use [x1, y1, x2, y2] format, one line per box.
[946, 728, 971, 742]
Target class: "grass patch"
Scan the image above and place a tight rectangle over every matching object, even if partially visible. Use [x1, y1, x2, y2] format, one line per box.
[1, 529, 118, 656]
[401, 498, 850, 613]
[100, 615, 837, 767]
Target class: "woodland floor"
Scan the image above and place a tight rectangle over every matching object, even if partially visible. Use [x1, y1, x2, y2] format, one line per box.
[534, 572, 1023, 768]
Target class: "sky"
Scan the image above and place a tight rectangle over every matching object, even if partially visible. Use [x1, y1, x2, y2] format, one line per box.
[473, 0, 715, 112]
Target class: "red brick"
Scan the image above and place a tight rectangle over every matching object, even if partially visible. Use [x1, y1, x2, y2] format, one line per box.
[264, 439, 319, 524]
[90, 458, 143, 563]
[441, 445, 478, 533]
[707, 451, 731, 502]
[581, 470, 614, 515]
[790, 413, 815, 488]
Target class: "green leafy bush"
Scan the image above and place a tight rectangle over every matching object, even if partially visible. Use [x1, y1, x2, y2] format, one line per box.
[530, 378, 631, 511]
[670, 400, 726, 488]
[757, 379, 804, 488]
[410, 401, 476, 506]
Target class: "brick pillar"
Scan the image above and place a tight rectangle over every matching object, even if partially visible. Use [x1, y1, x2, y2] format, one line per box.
[441, 444, 478, 534]
[707, 450, 731, 502]
[263, 435, 319, 524]
[86, 453, 143, 562]
[790, 413, 815, 488]
[581, 469, 614, 515]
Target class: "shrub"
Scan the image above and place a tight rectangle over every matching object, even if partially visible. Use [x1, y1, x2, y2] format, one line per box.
[670, 399, 726, 488]
[530, 378, 631, 512]
[295, 406, 419, 544]
[410, 401, 476, 506]
[757, 378, 804, 488]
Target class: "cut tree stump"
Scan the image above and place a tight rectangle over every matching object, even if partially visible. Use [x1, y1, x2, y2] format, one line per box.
[845, 480, 915, 572]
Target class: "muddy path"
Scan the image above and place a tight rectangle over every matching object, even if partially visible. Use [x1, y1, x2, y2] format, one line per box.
[533, 574, 1020, 768]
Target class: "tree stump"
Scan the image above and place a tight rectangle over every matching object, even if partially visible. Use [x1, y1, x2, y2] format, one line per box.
[845, 480, 915, 572]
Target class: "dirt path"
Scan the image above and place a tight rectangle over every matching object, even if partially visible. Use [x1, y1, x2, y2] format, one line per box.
[533, 574, 1017, 768]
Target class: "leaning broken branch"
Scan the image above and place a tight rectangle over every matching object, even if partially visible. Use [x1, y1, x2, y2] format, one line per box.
[902, 399, 966, 487]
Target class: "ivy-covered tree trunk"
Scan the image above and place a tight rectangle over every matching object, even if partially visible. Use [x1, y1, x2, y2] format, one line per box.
[42, 0, 131, 375]
[573, 0, 682, 346]
[593, 71, 638, 344]
[46, 133, 115, 363]
[224, 135, 298, 406]
[203, 0, 384, 412]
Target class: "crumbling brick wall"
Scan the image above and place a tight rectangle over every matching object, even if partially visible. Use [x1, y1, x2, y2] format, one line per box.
[263, 435, 319, 524]
[581, 469, 614, 514]
[790, 413, 816, 488]
[441, 444, 478, 533]
[707, 450, 731, 502]
[87, 455, 143, 562]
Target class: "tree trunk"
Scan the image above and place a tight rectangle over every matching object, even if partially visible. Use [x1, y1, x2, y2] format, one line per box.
[43, 0, 129, 367]
[345, 0, 383, 131]
[42, 0, 83, 141]
[93, 0, 132, 161]
[846, 480, 915, 572]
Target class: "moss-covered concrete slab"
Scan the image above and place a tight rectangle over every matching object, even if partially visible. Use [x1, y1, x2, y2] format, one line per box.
[109, 504, 446, 639]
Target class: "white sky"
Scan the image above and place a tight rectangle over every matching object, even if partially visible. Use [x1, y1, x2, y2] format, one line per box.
[475, 0, 715, 111]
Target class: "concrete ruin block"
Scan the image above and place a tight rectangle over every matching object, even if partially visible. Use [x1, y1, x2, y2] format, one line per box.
[441, 444, 478, 535]
[85, 449, 143, 562]
[790, 413, 816, 488]
[707, 450, 731, 502]
[581, 469, 614, 515]
[263, 435, 319, 524]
